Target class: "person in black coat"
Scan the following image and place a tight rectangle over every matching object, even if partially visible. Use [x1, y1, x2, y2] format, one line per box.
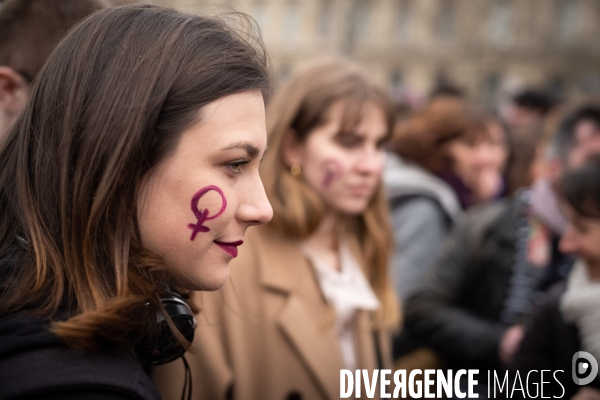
[404, 105, 600, 398]
[513, 154, 600, 400]
[0, 5, 272, 399]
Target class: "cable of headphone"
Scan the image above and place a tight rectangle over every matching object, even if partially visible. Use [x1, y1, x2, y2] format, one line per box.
[181, 355, 192, 400]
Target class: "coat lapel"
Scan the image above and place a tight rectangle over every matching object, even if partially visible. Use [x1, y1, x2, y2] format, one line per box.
[355, 311, 377, 371]
[256, 227, 345, 400]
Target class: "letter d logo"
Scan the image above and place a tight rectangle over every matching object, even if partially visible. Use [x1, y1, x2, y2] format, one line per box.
[572, 351, 599, 385]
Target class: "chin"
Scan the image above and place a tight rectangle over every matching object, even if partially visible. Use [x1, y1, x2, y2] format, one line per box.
[175, 262, 231, 291]
[192, 270, 230, 291]
[334, 200, 370, 216]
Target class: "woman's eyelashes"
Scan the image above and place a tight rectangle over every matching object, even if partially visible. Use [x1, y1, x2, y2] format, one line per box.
[336, 133, 389, 151]
[336, 133, 362, 148]
[225, 159, 251, 174]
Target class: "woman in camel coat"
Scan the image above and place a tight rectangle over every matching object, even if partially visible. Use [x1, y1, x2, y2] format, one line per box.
[153, 59, 400, 400]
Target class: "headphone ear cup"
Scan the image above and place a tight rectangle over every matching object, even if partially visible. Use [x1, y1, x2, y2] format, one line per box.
[135, 291, 196, 365]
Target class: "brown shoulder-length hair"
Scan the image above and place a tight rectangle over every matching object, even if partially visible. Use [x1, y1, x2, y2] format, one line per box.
[262, 58, 399, 329]
[392, 97, 488, 173]
[0, 5, 270, 351]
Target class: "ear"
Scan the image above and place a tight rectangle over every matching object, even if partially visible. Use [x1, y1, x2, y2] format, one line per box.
[281, 129, 304, 168]
[0, 66, 29, 116]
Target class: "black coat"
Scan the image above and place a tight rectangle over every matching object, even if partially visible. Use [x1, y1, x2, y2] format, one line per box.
[405, 195, 573, 371]
[0, 245, 162, 400]
[512, 283, 600, 399]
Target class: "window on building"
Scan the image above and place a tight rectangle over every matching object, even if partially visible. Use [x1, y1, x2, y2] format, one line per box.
[437, 0, 455, 40]
[578, 74, 600, 95]
[391, 69, 403, 88]
[318, 0, 334, 40]
[488, 0, 512, 45]
[283, 0, 302, 42]
[390, 68, 403, 99]
[548, 76, 566, 100]
[558, 0, 579, 43]
[349, 0, 373, 44]
[484, 72, 501, 104]
[393, 0, 412, 42]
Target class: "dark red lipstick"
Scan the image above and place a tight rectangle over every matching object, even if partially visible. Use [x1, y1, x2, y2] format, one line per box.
[214, 240, 243, 257]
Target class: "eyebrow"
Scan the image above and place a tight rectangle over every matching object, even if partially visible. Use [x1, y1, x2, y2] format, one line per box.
[222, 141, 260, 158]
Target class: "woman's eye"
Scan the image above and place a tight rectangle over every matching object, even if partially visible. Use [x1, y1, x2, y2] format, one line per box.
[337, 136, 361, 148]
[226, 160, 249, 173]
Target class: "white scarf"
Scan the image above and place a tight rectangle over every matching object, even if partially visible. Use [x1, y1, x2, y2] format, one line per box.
[301, 242, 380, 370]
[560, 260, 600, 361]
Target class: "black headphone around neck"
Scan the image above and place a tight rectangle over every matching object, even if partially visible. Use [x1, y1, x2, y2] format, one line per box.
[135, 286, 196, 366]
[14, 235, 196, 365]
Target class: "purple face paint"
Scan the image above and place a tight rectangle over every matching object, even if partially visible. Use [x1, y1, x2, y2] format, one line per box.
[322, 158, 344, 189]
[188, 185, 227, 241]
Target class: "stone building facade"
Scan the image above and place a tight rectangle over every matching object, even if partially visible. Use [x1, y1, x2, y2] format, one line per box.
[155, 0, 600, 104]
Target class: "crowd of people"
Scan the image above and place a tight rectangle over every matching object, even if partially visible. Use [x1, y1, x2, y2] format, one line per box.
[1, 1, 600, 400]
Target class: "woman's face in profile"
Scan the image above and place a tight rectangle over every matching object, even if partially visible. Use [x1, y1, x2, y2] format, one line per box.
[138, 90, 273, 291]
[286, 101, 388, 215]
[560, 205, 600, 278]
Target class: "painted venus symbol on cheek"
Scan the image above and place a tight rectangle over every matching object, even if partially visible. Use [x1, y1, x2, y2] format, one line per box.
[322, 158, 344, 188]
[188, 185, 227, 241]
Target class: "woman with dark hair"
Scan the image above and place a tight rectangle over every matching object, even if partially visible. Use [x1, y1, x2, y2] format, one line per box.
[154, 58, 399, 400]
[0, 5, 272, 400]
[512, 154, 600, 399]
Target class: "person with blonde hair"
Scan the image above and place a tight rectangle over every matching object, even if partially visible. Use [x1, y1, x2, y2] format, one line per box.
[153, 58, 400, 400]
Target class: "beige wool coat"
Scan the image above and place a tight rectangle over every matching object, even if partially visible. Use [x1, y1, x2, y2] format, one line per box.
[152, 225, 391, 400]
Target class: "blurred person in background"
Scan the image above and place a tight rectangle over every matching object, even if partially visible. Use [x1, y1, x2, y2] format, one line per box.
[505, 122, 546, 195]
[153, 59, 400, 400]
[504, 89, 558, 131]
[0, 0, 111, 142]
[404, 103, 600, 398]
[386, 97, 507, 303]
[512, 154, 600, 399]
[386, 97, 508, 388]
[502, 90, 559, 195]
[0, 5, 272, 399]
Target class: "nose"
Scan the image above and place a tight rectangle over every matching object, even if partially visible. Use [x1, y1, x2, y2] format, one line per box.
[559, 224, 579, 255]
[355, 147, 385, 176]
[237, 174, 273, 226]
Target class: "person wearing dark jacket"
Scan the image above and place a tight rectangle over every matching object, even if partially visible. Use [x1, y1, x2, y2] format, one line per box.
[0, 5, 272, 399]
[0, 247, 162, 399]
[404, 105, 600, 397]
[512, 155, 600, 400]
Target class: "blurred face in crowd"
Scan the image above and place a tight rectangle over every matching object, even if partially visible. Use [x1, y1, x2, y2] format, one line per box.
[505, 105, 544, 129]
[547, 119, 600, 189]
[445, 122, 508, 200]
[560, 206, 600, 280]
[0, 67, 29, 142]
[568, 119, 600, 168]
[138, 91, 273, 290]
[285, 101, 388, 215]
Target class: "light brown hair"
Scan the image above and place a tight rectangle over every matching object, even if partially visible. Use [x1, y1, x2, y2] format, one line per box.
[262, 58, 399, 328]
[0, 5, 270, 351]
[0, 0, 111, 81]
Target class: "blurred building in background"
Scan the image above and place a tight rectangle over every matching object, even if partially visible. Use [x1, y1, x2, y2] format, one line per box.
[155, 0, 600, 106]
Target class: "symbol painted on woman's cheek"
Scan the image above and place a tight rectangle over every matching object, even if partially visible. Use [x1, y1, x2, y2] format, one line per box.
[322, 159, 344, 188]
[187, 185, 227, 241]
